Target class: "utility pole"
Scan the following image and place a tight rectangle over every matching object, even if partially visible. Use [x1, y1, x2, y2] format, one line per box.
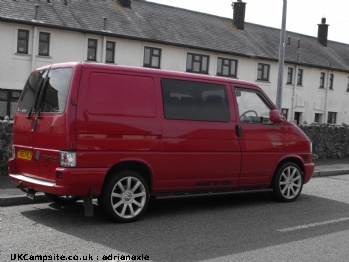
[276, 0, 287, 110]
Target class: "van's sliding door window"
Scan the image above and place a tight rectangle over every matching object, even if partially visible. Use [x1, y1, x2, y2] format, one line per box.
[235, 87, 272, 124]
[161, 79, 230, 122]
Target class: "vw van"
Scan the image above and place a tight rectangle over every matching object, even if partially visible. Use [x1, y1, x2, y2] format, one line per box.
[8, 62, 314, 222]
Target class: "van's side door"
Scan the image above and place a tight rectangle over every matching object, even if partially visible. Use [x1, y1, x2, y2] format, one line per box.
[157, 78, 241, 193]
[232, 86, 286, 186]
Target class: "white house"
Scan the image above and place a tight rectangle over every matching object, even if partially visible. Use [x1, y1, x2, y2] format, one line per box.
[1, 0, 349, 124]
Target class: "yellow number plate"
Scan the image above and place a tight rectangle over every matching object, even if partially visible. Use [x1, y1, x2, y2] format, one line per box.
[17, 149, 33, 160]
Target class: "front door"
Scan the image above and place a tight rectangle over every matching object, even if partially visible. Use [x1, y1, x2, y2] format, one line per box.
[233, 86, 286, 186]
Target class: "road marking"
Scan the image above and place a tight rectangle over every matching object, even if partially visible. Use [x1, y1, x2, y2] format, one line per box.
[277, 217, 349, 232]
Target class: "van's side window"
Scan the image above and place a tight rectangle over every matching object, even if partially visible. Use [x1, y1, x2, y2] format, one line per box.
[161, 79, 230, 122]
[235, 87, 272, 124]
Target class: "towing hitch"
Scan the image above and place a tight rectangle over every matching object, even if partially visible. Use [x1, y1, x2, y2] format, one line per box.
[17, 181, 37, 200]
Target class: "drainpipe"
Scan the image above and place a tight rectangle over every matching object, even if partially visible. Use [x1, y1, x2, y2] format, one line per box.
[290, 64, 298, 122]
[101, 18, 107, 63]
[31, 26, 38, 70]
[323, 69, 330, 123]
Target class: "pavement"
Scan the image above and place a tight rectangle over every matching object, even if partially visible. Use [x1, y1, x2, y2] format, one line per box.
[1, 157, 349, 207]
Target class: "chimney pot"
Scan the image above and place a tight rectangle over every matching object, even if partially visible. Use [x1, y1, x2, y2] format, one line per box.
[34, 4, 39, 20]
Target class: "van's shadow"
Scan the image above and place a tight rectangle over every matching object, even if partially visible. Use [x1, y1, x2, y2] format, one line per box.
[21, 192, 349, 262]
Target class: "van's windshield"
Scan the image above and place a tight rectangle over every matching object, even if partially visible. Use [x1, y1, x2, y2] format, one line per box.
[17, 68, 73, 114]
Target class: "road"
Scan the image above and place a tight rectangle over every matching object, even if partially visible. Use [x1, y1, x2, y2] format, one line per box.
[1, 175, 349, 262]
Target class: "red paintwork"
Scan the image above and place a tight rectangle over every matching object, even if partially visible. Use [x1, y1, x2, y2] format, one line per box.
[8, 62, 314, 198]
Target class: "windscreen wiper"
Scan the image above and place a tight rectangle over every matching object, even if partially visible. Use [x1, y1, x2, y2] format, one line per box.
[26, 66, 51, 119]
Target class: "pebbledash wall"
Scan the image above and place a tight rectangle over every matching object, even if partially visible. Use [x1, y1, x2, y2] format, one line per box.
[1, 120, 349, 175]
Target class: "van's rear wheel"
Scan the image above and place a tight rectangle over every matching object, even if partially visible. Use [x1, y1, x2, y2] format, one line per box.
[45, 193, 79, 205]
[272, 162, 303, 202]
[99, 171, 149, 223]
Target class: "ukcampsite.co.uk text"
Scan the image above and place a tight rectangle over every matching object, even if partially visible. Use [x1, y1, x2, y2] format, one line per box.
[10, 253, 150, 261]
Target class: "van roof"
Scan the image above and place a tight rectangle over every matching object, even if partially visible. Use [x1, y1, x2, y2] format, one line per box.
[38, 61, 258, 88]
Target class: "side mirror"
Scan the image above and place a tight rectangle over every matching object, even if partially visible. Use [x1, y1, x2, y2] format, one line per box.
[270, 109, 285, 123]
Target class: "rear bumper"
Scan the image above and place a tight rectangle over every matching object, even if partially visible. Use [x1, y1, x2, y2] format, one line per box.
[303, 162, 315, 184]
[8, 167, 108, 197]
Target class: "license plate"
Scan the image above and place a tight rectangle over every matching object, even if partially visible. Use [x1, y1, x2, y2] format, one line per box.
[17, 149, 33, 160]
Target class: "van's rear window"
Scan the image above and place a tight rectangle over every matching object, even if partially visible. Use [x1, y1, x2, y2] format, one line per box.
[17, 68, 73, 114]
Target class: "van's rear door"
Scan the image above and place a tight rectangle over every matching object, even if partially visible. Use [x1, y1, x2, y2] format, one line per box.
[14, 63, 80, 182]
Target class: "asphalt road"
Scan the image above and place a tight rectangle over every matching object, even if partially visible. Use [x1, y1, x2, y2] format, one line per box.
[1, 175, 349, 262]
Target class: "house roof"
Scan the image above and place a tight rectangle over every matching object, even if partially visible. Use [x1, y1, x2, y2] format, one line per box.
[1, 0, 349, 72]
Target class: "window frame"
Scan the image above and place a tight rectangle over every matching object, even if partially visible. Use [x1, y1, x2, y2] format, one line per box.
[287, 67, 293, 84]
[319, 72, 326, 88]
[17, 29, 29, 54]
[186, 53, 210, 74]
[38, 32, 50, 56]
[143, 46, 162, 69]
[257, 63, 270, 81]
[327, 112, 337, 124]
[87, 38, 98, 61]
[217, 57, 238, 78]
[0, 89, 22, 119]
[106, 41, 115, 63]
[329, 73, 334, 90]
[297, 68, 303, 86]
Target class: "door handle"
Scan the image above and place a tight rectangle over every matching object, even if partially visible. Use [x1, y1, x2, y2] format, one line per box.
[236, 125, 242, 137]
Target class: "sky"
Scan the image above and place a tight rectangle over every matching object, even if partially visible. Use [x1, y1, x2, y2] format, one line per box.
[147, 0, 349, 44]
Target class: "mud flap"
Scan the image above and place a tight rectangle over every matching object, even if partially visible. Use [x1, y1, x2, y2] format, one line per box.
[83, 187, 94, 217]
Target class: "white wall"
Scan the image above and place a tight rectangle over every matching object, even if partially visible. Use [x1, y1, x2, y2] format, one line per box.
[1, 21, 349, 124]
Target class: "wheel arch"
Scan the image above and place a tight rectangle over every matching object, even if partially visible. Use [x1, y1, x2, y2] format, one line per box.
[273, 156, 305, 180]
[103, 160, 153, 193]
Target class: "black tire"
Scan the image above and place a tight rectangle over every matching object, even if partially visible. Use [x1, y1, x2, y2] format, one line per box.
[45, 193, 80, 205]
[271, 162, 303, 202]
[99, 171, 149, 223]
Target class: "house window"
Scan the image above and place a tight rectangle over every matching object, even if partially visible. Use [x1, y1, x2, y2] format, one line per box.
[144, 47, 161, 69]
[281, 108, 288, 120]
[287, 68, 293, 84]
[314, 113, 323, 124]
[217, 57, 238, 77]
[297, 69, 303, 85]
[186, 53, 209, 74]
[320, 72, 325, 88]
[257, 63, 270, 81]
[294, 112, 302, 125]
[17, 29, 29, 54]
[38, 32, 50, 56]
[0, 89, 22, 119]
[329, 73, 334, 90]
[106, 41, 115, 63]
[87, 39, 97, 61]
[327, 112, 337, 124]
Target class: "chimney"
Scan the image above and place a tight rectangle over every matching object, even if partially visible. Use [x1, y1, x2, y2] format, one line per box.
[318, 17, 329, 47]
[118, 0, 131, 8]
[34, 4, 39, 20]
[232, 0, 247, 30]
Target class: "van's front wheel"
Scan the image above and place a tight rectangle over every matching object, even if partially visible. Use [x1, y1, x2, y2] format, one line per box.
[272, 162, 303, 202]
[100, 171, 149, 223]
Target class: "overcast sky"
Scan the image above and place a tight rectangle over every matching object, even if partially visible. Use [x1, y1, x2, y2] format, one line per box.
[147, 0, 349, 44]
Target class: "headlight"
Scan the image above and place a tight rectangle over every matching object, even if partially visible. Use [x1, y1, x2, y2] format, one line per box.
[60, 151, 76, 167]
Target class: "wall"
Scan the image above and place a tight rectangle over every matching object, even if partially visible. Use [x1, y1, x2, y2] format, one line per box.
[0, 119, 13, 176]
[1, 120, 348, 176]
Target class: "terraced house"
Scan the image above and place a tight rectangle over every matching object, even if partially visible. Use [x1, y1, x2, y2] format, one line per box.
[1, 0, 349, 124]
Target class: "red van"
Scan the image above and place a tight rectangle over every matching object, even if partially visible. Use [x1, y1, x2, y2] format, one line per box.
[8, 62, 314, 222]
